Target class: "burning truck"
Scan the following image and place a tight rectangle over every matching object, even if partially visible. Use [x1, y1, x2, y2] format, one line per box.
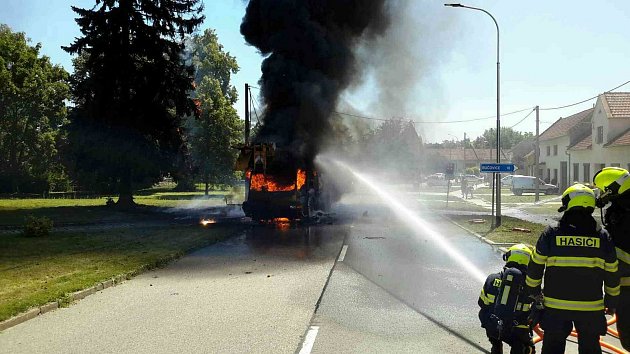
[235, 142, 323, 221]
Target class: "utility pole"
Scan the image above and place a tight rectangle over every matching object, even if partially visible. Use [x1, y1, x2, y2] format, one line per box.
[244, 83, 250, 144]
[535, 105, 540, 202]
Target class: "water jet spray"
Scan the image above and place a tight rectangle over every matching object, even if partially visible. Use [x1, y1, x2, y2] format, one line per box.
[324, 157, 487, 283]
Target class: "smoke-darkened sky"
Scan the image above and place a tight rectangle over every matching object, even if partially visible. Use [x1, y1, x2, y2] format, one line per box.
[240, 0, 390, 163]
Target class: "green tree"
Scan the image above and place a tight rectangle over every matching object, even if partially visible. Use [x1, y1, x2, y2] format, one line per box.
[474, 127, 533, 150]
[184, 29, 242, 195]
[363, 119, 421, 180]
[63, 0, 204, 206]
[0, 25, 70, 193]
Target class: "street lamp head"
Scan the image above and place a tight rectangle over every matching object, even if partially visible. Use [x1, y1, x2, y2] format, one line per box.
[444, 3, 464, 7]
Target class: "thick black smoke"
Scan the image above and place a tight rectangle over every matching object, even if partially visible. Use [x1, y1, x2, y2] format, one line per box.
[241, 0, 390, 164]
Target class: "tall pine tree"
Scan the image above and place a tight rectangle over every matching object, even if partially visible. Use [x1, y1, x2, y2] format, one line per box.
[63, 0, 204, 206]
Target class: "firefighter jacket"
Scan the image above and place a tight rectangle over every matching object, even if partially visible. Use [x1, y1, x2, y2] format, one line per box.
[526, 217, 620, 312]
[605, 197, 630, 289]
[479, 270, 531, 330]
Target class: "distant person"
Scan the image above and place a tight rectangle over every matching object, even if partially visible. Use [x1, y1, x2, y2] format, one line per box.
[478, 244, 535, 354]
[526, 183, 619, 354]
[461, 178, 468, 199]
[594, 167, 630, 351]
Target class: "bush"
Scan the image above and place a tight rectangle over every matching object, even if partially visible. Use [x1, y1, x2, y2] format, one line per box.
[23, 215, 53, 237]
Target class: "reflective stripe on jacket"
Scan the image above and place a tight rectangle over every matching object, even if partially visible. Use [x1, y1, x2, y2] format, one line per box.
[526, 224, 620, 312]
[478, 271, 531, 328]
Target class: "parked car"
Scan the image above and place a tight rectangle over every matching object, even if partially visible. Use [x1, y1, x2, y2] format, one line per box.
[427, 173, 449, 186]
[511, 175, 558, 195]
[461, 174, 484, 183]
[501, 174, 516, 187]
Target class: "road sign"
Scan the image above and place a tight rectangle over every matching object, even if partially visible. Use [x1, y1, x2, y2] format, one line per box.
[480, 163, 515, 173]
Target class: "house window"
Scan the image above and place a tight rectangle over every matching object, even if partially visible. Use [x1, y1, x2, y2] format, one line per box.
[546, 146, 550, 156]
[553, 145, 558, 156]
[546, 169, 551, 182]
[612, 163, 621, 167]
[583, 164, 590, 183]
[573, 163, 579, 183]
[553, 169, 558, 185]
[597, 126, 604, 144]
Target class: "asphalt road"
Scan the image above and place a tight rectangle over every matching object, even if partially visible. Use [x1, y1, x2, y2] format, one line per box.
[0, 225, 345, 354]
[308, 201, 504, 354]
[1, 192, 624, 353]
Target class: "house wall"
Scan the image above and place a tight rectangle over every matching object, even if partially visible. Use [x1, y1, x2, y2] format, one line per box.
[539, 135, 570, 189]
[587, 98, 630, 174]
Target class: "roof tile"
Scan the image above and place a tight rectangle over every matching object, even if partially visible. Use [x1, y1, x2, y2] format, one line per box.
[605, 128, 630, 147]
[604, 92, 630, 118]
[568, 134, 592, 150]
[540, 108, 593, 141]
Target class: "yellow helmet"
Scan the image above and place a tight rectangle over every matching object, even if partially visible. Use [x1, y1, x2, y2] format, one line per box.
[593, 167, 630, 195]
[558, 183, 596, 212]
[503, 243, 532, 267]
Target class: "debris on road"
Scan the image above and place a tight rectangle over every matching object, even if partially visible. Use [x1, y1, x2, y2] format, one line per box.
[512, 227, 531, 233]
[468, 219, 486, 224]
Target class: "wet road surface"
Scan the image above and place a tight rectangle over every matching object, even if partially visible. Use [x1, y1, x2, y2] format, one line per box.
[309, 202, 504, 353]
[1, 193, 622, 353]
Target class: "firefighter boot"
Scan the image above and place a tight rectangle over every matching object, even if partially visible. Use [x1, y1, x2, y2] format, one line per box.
[490, 338, 503, 354]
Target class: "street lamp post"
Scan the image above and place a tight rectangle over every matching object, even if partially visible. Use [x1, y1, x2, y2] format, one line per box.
[445, 3, 501, 227]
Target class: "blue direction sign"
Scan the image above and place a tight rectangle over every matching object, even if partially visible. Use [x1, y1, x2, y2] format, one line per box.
[480, 163, 515, 173]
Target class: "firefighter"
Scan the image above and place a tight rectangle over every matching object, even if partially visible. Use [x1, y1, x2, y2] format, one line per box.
[593, 167, 630, 350]
[526, 183, 620, 354]
[479, 244, 535, 354]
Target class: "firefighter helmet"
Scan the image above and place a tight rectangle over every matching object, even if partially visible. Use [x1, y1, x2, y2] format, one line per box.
[502, 243, 532, 267]
[593, 167, 630, 195]
[558, 183, 596, 213]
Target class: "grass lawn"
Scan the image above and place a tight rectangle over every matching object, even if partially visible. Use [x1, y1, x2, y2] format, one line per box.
[0, 186, 245, 227]
[476, 192, 558, 204]
[518, 203, 563, 215]
[449, 214, 546, 246]
[421, 200, 488, 212]
[0, 224, 241, 322]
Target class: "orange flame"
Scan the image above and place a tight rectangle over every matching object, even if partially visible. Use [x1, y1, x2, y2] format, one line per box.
[250, 173, 295, 192]
[200, 218, 216, 226]
[273, 217, 291, 230]
[297, 169, 306, 190]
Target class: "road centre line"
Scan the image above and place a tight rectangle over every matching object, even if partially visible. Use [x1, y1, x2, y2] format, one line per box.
[338, 245, 348, 262]
[298, 326, 320, 354]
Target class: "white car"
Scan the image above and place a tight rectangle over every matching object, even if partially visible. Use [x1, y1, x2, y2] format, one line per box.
[427, 173, 449, 186]
[510, 176, 558, 195]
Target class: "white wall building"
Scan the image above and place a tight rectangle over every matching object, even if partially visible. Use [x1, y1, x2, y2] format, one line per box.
[568, 92, 630, 183]
[538, 108, 592, 191]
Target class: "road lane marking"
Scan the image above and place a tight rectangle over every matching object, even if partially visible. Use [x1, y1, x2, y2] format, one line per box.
[338, 245, 348, 262]
[298, 326, 319, 354]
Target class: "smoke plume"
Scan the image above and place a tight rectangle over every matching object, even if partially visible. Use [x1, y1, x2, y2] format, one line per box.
[240, 0, 390, 164]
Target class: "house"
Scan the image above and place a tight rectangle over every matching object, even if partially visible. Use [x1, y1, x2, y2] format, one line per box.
[424, 147, 511, 174]
[537, 108, 593, 191]
[568, 92, 630, 183]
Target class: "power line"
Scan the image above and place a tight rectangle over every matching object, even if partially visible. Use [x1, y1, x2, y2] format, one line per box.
[246, 79, 629, 125]
[540, 80, 630, 111]
[509, 108, 536, 128]
[333, 107, 533, 124]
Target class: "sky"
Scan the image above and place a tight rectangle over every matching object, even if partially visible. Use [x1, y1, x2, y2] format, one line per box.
[2, 0, 630, 144]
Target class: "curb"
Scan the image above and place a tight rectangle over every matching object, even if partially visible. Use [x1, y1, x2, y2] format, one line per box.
[0, 275, 124, 332]
[446, 216, 511, 254]
[0, 227, 242, 332]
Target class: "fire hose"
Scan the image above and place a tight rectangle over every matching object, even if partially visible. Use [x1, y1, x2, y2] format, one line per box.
[532, 314, 627, 353]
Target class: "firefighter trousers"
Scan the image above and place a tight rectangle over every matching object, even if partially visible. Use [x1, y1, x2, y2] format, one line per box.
[616, 289, 630, 351]
[540, 310, 606, 354]
[487, 327, 534, 354]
